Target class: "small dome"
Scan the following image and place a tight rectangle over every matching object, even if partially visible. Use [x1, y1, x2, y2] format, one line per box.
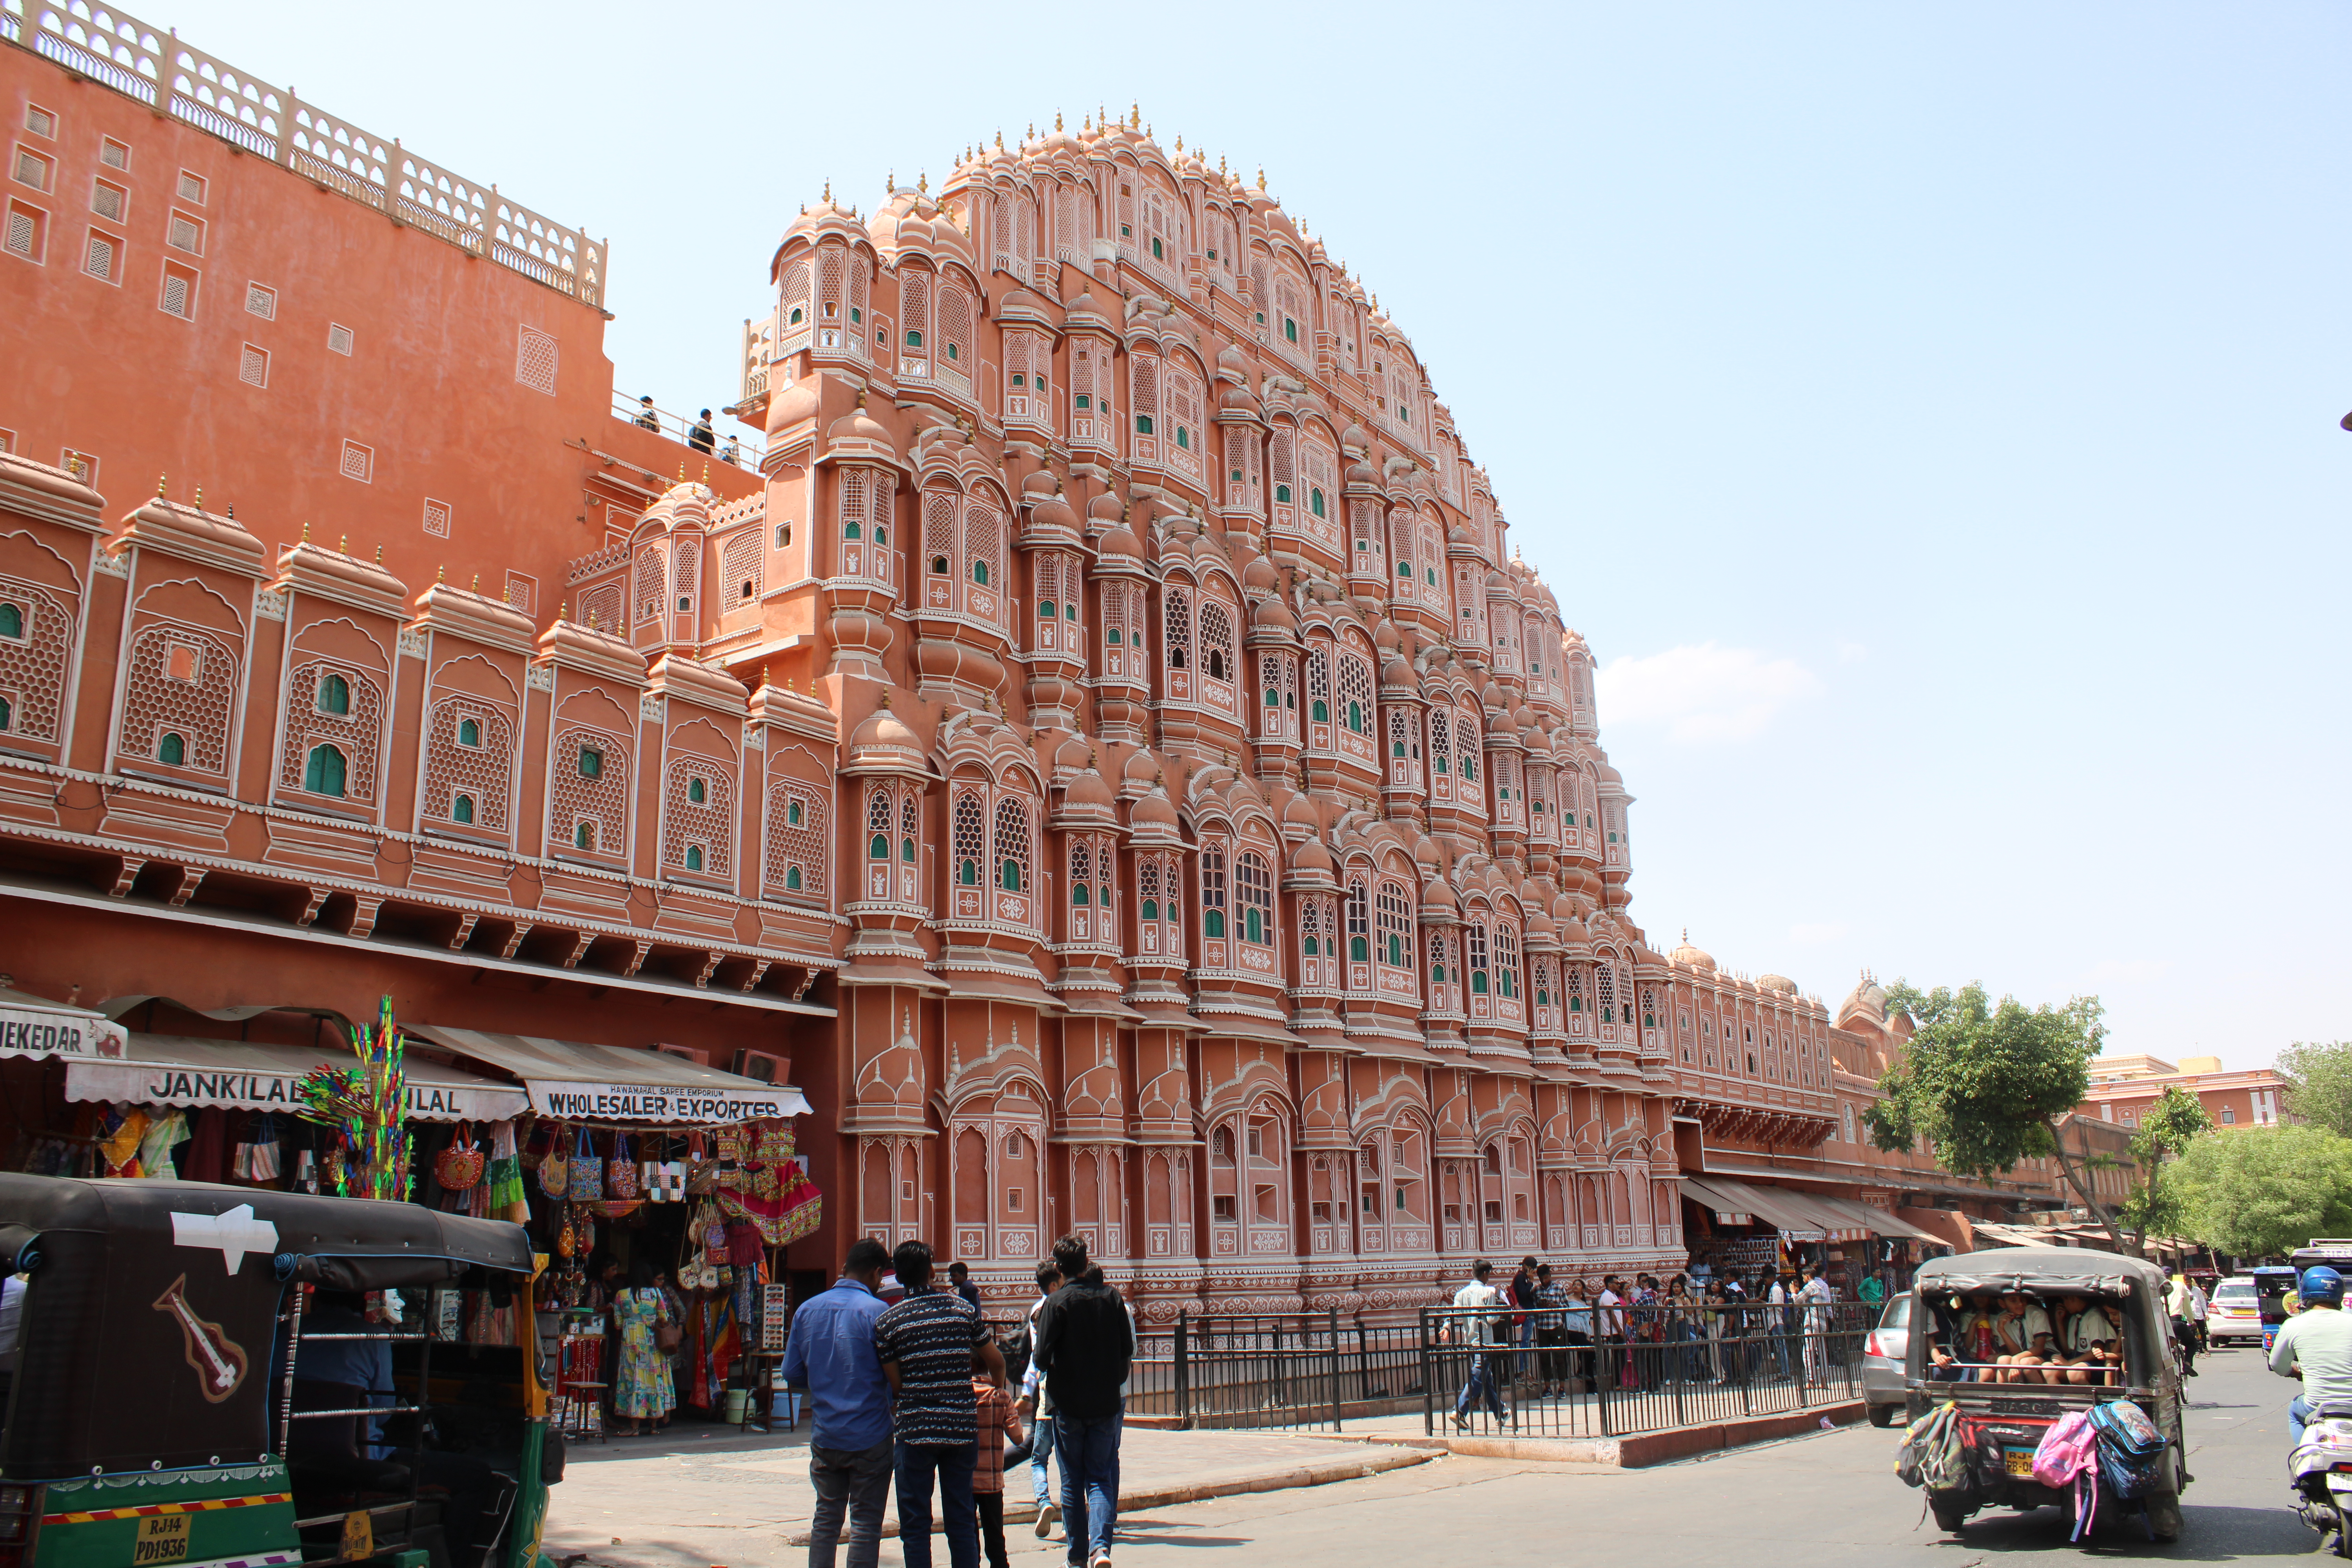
[1292, 837, 1334, 873]
[1419, 875, 1459, 913]
[1132, 787, 1178, 828]
[1243, 553, 1279, 592]
[768, 376, 820, 436]
[1252, 595, 1297, 633]
[1096, 519, 1144, 560]
[849, 698, 919, 752]
[1065, 767, 1115, 810]
[1670, 930, 1717, 972]
[1282, 790, 1321, 834]
[1758, 974, 1798, 996]
[1122, 747, 1160, 788]
[1372, 619, 1402, 652]
[827, 400, 896, 452]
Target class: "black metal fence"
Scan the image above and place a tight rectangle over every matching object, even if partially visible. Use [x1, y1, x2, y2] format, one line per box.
[1419, 1301, 1874, 1439]
[1110, 1312, 1425, 1431]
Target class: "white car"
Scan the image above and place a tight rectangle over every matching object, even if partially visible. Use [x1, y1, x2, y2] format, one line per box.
[2208, 1277, 2262, 1347]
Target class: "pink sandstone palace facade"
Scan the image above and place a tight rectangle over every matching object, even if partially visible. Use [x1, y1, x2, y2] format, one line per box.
[0, 16, 2127, 1316]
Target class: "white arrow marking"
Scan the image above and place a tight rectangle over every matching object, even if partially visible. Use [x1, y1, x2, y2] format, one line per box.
[171, 1204, 278, 1274]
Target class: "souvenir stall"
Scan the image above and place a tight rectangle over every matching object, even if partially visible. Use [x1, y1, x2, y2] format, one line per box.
[401, 1026, 820, 1434]
[0, 981, 134, 1173]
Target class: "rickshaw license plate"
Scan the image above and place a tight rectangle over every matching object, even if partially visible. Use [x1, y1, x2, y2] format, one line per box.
[134, 1514, 190, 1565]
[2004, 1448, 2035, 1477]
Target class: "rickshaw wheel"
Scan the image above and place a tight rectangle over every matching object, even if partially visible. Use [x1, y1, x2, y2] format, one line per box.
[2145, 1491, 2183, 1544]
[1868, 1403, 1897, 1428]
[1931, 1501, 1970, 1534]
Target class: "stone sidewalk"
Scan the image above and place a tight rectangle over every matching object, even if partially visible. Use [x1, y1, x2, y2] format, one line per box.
[544, 1422, 1438, 1568]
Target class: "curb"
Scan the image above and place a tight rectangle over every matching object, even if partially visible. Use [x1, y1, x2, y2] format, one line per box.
[1289, 1400, 1868, 1468]
[782, 1446, 1442, 1545]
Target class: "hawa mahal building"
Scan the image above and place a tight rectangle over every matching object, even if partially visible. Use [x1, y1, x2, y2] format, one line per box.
[0, 9, 2117, 1316]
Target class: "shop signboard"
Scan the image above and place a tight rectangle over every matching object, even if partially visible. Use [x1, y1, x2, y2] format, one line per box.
[0, 1002, 128, 1060]
[66, 1051, 527, 1122]
[526, 1079, 809, 1123]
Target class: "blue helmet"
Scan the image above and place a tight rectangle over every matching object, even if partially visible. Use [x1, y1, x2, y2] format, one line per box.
[2304, 1266, 2345, 1305]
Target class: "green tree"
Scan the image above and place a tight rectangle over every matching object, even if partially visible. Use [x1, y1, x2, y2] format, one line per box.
[2277, 1041, 2352, 1137]
[1864, 980, 2120, 1247]
[2120, 1085, 2212, 1252]
[2171, 1123, 2352, 1258]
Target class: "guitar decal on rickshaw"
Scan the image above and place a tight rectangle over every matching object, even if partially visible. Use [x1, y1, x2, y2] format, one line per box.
[153, 1271, 251, 1401]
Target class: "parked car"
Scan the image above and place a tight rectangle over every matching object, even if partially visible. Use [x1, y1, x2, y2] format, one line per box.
[1863, 1292, 1911, 1425]
[2207, 1276, 2262, 1346]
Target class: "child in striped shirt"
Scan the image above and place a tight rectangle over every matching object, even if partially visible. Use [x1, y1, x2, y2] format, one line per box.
[972, 1350, 1027, 1568]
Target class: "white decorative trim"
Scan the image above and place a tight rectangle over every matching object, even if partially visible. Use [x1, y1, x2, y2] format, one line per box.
[640, 694, 667, 723]
[255, 588, 289, 622]
[398, 627, 427, 659]
[744, 727, 765, 751]
[526, 664, 556, 694]
[94, 551, 129, 579]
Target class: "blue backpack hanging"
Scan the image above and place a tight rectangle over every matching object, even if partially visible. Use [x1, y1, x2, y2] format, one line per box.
[2087, 1398, 2169, 1501]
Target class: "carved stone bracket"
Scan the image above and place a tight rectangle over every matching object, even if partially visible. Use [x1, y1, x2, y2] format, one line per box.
[167, 867, 207, 908]
[294, 885, 331, 927]
[499, 922, 533, 960]
[561, 931, 594, 968]
[447, 911, 479, 951]
[109, 857, 145, 898]
[791, 965, 819, 1002]
[620, 938, 652, 977]
[346, 893, 384, 940]
[693, 950, 723, 989]
[739, 958, 772, 993]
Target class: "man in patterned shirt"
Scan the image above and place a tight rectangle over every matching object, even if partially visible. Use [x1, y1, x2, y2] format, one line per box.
[875, 1240, 1009, 1568]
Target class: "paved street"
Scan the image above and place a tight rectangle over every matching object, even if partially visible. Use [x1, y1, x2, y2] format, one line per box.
[1017, 1344, 2315, 1565]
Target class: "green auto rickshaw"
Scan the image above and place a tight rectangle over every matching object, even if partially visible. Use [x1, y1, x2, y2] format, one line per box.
[0, 1176, 560, 1568]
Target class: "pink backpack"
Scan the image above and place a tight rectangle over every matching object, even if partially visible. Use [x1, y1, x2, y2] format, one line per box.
[2031, 1410, 2103, 1540]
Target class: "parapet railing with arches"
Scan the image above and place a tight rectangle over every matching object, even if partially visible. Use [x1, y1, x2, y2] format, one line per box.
[4, 0, 606, 307]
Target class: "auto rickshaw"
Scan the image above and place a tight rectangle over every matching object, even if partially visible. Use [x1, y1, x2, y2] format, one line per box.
[0, 1175, 560, 1568]
[1903, 1248, 2186, 1541]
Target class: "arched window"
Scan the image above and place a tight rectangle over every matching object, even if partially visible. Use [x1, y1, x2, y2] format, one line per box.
[1140, 858, 1160, 923]
[457, 717, 480, 747]
[575, 820, 595, 851]
[901, 792, 919, 863]
[686, 844, 704, 872]
[1596, 963, 1617, 1025]
[1200, 600, 1234, 683]
[688, 776, 708, 804]
[785, 864, 802, 889]
[1201, 844, 1227, 938]
[1164, 589, 1192, 671]
[1237, 851, 1271, 945]
[158, 731, 186, 765]
[304, 742, 347, 797]
[0, 602, 21, 639]
[1468, 922, 1490, 994]
[1427, 930, 1448, 992]
[1497, 924, 1521, 999]
[787, 799, 803, 827]
[993, 795, 1030, 893]
[972, 559, 989, 587]
[866, 786, 891, 864]
[954, 790, 984, 887]
[1306, 649, 1330, 724]
[1377, 880, 1412, 971]
[316, 672, 349, 716]
[1310, 487, 1326, 518]
[578, 746, 603, 780]
[452, 793, 475, 824]
[1430, 709, 1452, 775]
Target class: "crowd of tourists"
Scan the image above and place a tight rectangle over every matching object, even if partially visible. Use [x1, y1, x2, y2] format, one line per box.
[1442, 1255, 1858, 1426]
[781, 1233, 1134, 1568]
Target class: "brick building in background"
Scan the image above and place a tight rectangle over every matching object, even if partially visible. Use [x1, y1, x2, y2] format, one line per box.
[0, 13, 2130, 1319]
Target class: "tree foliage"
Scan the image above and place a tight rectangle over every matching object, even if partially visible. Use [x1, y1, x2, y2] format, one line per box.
[2278, 1041, 2352, 1138]
[1864, 980, 2116, 1244]
[2172, 1124, 2352, 1258]
[2120, 1085, 2211, 1245]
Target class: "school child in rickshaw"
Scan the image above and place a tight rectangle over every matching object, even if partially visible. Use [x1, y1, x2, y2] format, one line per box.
[1993, 1291, 2056, 1384]
[2042, 1294, 2122, 1387]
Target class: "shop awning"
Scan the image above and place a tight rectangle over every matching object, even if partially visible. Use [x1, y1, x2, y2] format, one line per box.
[0, 985, 129, 1062]
[1686, 1176, 1833, 1239]
[405, 1025, 810, 1123]
[64, 1034, 527, 1121]
[1818, 1195, 1945, 1244]
[1681, 1176, 1760, 1226]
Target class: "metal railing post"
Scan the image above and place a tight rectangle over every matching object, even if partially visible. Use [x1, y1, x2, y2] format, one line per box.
[1175, 1310, 1191, 1430]
[1420, 1308, 1434, 1436]
[1328, 1308, 1342, 1431]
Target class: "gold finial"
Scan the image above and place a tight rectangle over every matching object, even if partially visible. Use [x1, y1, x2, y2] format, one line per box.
[995, 129, 1004, 149]
[302, 521, 312, 542]
[374, 543, 383, 563]
[918, 171, 928, 195]
[702, 462, 710, 484]
[856, 385, 868, 410]
[156, 474, 167, 498]
[471, 573, 480, 591]
[1220, 154, 1227, 175]
[678, 461, 686, 481]
[338, 534, 347, 553]
[877, 689, 891, 710]
[759, 663, 769, 688]
[823, 178, 831, 202]
[1257, 167, 1267, 192]
[192, 485, 201, 510]
[1130, 101, 1140, 127]
[1175, 134, 1183, 152]
[887, 169, 894, 190]
[502, 583, 512, 603]
[1055, 110, 1063, 132]
[787, 675, 797, 692]
[437, 563, 445, 582]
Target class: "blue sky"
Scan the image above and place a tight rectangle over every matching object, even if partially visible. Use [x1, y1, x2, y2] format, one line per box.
[145, 1, 2350, 1067]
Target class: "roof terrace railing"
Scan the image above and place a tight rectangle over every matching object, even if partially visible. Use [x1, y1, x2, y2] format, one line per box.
[4, 0, 606, 307]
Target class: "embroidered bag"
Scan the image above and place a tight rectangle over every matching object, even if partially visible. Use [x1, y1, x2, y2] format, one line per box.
[753, 1118, 795, 1163]
[537, 1126, 569, 1197]
[657, 1159, 687, 1202]
[685, 1130, 720, 1194]
[435, 1122, 486, 1192]
[714, 1126, 746, 1163]
[606, 1131, 640, 1200]
[567, 1125, 602, 1202]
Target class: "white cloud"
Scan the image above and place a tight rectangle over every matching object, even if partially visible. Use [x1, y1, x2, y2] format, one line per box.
[1592, 642, 1823, 743]
[1788, 922, 1850, 946]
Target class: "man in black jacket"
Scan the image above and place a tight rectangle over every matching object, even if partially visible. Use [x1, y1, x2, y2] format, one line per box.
[1031, 1236, 1134, 1568]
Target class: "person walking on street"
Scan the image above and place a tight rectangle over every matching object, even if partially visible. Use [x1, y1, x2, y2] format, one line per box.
[1766, 1272, 1794, 1380]
[781, 1238, 895, 1568]
[1509, 1256, 1540, 1386]
[1797, 1264, 1836, 1387]
[1596, 1275, 1627, 1390]
[1018, 1264, 1063, 1539]
[1532, 1263, 1570, 1395]
[2188, 1275, 2210, 1352]
[2167, 1271, 2199, 1377]
[874, 1240, 1008, 1568]
[1033, 1236, 1135, 1568]
[1448, 1260, 1509, 1428]
[971, 1350, 1024, 1568]
[1857, 1269, 1886, 1310]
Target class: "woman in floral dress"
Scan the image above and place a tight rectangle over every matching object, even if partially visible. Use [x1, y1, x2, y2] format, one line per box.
[611, 1259, 676, 1434]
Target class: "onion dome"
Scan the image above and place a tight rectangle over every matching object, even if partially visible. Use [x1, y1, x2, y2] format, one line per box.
[1525, 906, 1558, 943]
[1340, 422, 1371, 453]
[768, 376, 820, 438]
[1758, 974, 1798, 996]
[1219, 380, 1265, 419]
[1290, 836, 1334, 876]
[1250, 593, 1298, 635]
[1243, 553, 1279, 593]
[1096, 515, 1144, 563]
[1121, 746, 1160, 792]
[1411, 835, 1442, 874]
[1372, 619, 1403, 652]
[996, 287, 1053, 328]
[1381, 653, 1418, 693]
[1419, 874, 1459, 917]
[1053, 731, 1093, 772]
[1670, 929, 1716, 972]
[1448, 522, 1474, 547]
[1024, 473, 1080, 533]
[1131, 784, 1179, 830]
[1282, 789, 1321, 837]
[1064, 291, 1112, 330]
[847, 695, 925, 772]
[826, 397, 899, 463]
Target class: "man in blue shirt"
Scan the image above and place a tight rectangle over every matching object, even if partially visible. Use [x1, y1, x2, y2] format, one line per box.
[783, 1238, 895, 1568]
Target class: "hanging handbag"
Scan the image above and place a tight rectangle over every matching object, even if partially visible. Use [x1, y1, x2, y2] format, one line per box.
[537, 1125, 569, 1197]
[714, 1126, 745, 1164]
[685, 1130, 720, 1194]
[434, 1122, 486, 1192]
[753, 1118, 795, 1164]
[606, 1130, 640, 1200]
[567, 1125, 602, 1202]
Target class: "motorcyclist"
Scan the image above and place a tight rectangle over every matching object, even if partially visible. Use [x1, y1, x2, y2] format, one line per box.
[2272, 1265, 2352, 1444]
